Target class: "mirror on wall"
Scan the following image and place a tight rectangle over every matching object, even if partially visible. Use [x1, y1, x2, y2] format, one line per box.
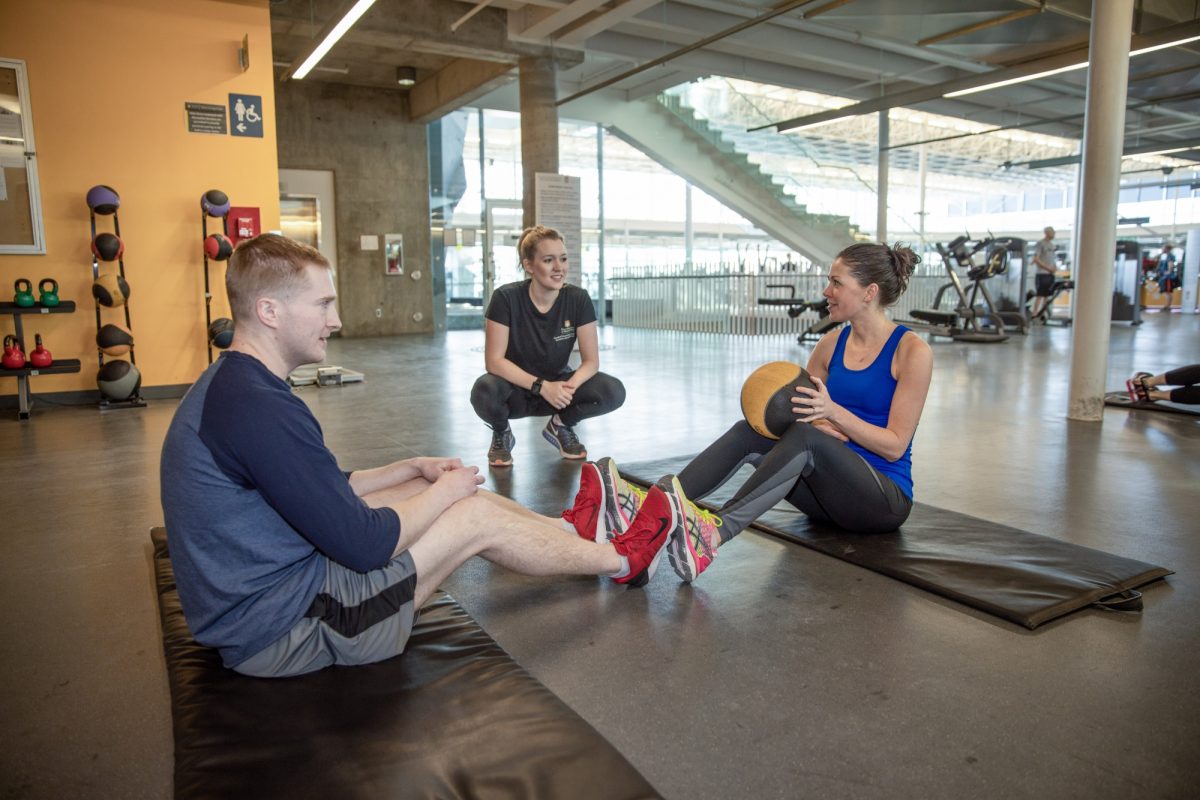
[0, 58, 45, 254]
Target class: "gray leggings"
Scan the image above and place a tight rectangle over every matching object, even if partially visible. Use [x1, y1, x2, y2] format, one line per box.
[678, 421, 912, 541]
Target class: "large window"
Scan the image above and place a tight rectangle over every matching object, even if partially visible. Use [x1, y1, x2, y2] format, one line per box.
[0, 58, 45, 254]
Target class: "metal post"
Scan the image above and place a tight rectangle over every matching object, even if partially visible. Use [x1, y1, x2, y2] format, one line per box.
[596, 123, 606, 327]
[1067, 0, 1135, 421]
[918, 143, 928, 253]
[876, 109, 889, 243]
[684, 183, 694, 270]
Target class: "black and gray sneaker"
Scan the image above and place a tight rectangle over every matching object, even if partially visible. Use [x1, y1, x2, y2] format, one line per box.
[542, 417, 587, 460]
[488, 428, 516, 467]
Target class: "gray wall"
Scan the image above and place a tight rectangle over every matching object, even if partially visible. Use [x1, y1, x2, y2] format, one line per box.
[276, 81, 433, 336]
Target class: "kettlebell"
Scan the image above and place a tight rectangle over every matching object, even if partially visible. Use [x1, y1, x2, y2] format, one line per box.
[29, 334, 52, 368]
[2, 335, 26, 369]
[14, 278, 35, 307]
[38, 278, 60, 308]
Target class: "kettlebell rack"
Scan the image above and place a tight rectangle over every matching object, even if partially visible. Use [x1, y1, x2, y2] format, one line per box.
[90, 200, 146, 411]
[0, 302, 81, 420]
[202, 209, 230, 364]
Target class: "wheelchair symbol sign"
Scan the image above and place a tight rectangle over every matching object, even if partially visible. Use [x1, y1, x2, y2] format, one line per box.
[229, 93, 264, 138]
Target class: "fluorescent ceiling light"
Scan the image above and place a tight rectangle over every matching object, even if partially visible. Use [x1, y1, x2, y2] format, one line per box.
[292, 0, 377, 80]
[944, 33, 1200, 99]
[1126, 146, 1197, 159]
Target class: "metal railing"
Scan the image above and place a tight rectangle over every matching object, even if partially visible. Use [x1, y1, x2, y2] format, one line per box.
[608, 264, 955, 334]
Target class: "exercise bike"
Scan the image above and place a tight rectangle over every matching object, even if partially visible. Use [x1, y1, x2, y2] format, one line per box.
[757, 284, 841, 343]
[903, 233, 1014, 343]
[1025, 278, 1074, 325]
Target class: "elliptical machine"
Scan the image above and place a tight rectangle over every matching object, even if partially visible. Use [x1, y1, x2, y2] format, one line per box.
[903, 233, 1013, 343]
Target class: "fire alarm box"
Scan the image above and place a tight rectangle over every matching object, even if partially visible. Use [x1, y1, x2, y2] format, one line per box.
[227, 206, 261, 246]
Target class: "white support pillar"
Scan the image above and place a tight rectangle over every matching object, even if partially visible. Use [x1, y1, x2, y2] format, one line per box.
[877, 110, 889, 243]
[918, 144, 928, 252]
[684, 182, 694, 270]
[1067, 0, 1135, 421]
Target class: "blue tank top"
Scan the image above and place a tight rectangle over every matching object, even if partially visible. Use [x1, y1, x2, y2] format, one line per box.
[825, 325, 914, 498]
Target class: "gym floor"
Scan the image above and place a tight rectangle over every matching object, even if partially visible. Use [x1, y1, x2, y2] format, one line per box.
[2, 311, 1197, 799]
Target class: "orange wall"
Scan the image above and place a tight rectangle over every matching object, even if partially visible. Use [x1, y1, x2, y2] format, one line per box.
[0, 0, 279, 393]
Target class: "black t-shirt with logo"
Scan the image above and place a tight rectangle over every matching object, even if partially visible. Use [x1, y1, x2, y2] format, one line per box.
[485, 280, 597, 381]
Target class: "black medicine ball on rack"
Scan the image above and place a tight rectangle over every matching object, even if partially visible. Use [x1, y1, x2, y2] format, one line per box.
[201, 189, 230, 217]
[208, 318, 235, 349]
[97, 359, 142, 401]
[91, 232, 125, 262]
[96, 324, 135, 356]
[204, 233, 233, 261]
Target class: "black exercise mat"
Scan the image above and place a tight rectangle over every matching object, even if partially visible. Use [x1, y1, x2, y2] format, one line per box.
[151, 528, 660, 800]
[621, 457, 1172, 629]
[1104, 391, 1200, 417]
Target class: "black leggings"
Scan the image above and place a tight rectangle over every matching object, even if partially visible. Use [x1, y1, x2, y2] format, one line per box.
[678, 421, 912, 541]
[470, 372, 626, 430]
[1161, 364, 1200, 405]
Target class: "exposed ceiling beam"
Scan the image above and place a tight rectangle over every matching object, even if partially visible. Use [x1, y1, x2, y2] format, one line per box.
[555, 0, 662, 45]
[517, 0, 610, 41]
[752, 19, 1200, 133]
[1020, 138, 1200, 169]
[917, 5, 1045, 48]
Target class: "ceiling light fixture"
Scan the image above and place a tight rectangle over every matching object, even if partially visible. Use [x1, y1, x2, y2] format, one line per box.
[944, 33, 1200, 99]
[289, 0, 377, 81]
[396, 66, 416, 87]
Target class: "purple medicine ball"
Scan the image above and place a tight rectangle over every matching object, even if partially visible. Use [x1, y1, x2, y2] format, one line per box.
[86, 185, 120, 215]
[201, 189, 230, 217]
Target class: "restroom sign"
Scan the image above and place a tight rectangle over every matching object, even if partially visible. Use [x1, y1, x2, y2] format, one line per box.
[229, 93, 264, 138]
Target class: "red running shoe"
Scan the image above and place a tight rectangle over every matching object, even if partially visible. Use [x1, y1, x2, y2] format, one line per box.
[562, 462, 604, 542]
[611, 481, 677, 587]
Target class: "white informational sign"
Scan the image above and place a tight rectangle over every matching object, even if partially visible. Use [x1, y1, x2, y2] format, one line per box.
[534, 173, 582, 261]
[360, 234, 379, 251]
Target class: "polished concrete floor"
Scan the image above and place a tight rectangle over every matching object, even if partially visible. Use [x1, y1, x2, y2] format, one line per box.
[2, 310, 1198, 799]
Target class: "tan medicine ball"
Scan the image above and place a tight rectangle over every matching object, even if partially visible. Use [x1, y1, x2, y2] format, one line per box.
[740, 361, 816, 440]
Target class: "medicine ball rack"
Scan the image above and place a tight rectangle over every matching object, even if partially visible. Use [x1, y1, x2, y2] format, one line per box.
[0, 301, 81, 421]
[90, 197, 146, 412]
[202, 206, 230, 364]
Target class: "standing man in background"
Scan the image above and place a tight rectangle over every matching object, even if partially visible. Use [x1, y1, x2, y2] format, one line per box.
[1030, 227, 1058, 322]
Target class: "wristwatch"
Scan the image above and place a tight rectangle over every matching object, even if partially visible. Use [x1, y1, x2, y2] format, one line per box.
[531, 378, 544, 395]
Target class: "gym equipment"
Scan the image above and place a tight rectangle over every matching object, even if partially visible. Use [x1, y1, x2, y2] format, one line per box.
[1104, 391, 1200, 418]
[902, 233, 1012, 343]
[96, 324, 134, 356]
[3, 335, 25, 369]
[740, 361, 816, 439]
[92, 272, 130, 307]
[14, 278, 35, 307]
[86, 185, 120, 215]
[150, 528, 657, 800]
[97, 359, 141, 400]
[756, 284, 841, 343]
[1025, 279, 1075, 325]
[622, 456, 1172, 629]
[984, 237, 1028, 333]
[86, 185, 145, 411]
[201, 189, 230, 217]
[1112, 240, 1142, 324]
[1, 291, 80, 419]
[287, 364, 366, 387]
[38, 278, 60, 307]
[91, 232, 124, 262]
[29, 334, 52, 368]
[208, 318, 234, 349]
[204, 233, 233, 261]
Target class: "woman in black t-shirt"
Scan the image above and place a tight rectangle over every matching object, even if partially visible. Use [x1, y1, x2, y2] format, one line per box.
[471, 225, 625, 467]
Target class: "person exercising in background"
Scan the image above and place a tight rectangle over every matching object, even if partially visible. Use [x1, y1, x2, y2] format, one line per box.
[160, 235, 668, 678]
[1128, 365, 1200, 405]
[1030, 226, 1058, 321]
[471, 225, 625, 467]
[563, 243, 933, 585]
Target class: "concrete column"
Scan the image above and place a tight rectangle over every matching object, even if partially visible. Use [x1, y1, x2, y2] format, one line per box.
[518, 56, 559, 229]
[684, 183, 694, 269]
[597, 123, 606, 326]
[876, 110, 889, 243]
[918, 144, 928, 252]
[1067, 0, 1135, 421]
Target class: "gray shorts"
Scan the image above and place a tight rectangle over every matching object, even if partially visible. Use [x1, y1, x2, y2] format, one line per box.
[234, 551, 418, 678]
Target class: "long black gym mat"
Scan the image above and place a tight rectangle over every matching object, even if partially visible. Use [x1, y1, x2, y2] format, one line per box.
[621, 457, 1172, 630]
[1104, 391, 1200, 417]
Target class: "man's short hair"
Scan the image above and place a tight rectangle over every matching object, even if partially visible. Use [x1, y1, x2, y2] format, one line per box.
[1044, 227, 1055, 236]
[226, 235, 330, 322]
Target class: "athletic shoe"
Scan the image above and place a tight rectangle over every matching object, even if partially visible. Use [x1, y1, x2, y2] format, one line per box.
[543, 417, 587, 459]
[488, 428, 516, 467]
[661, 475, 722, 583]
[610, 481, 676, 587]
[1126, 372, 1153, 403]
[561, 462, 604, 542]
[594, 457, 646, 542]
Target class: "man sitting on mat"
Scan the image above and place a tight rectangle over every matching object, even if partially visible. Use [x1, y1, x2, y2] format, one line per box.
[159, 235, 668, 678]
[1128, 364, 1200, 405]
[561, 242, 933, 584]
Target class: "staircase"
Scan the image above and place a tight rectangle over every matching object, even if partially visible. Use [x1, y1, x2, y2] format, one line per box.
[561, 91, 859, 266]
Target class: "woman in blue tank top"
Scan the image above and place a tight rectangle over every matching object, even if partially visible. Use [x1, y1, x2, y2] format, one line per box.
[579, 242, 933, 584]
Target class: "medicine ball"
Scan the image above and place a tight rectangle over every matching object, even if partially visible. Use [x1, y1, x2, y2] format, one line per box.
[201, 189, 230, 217]
[86, 185, 120, 215]
[92, 272, 130, 307]
[740, 361, 817, 440]
[91, 232, 124, 262]
[208, 317, 234, 349]
[204, 233, 233, 261]
[96, 324, 134, 356]
[97, 359, 141, 401]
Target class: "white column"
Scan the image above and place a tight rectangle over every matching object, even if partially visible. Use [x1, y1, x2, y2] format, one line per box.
[876, 110, 889, 243]
[1067, 0, 1135, 421]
